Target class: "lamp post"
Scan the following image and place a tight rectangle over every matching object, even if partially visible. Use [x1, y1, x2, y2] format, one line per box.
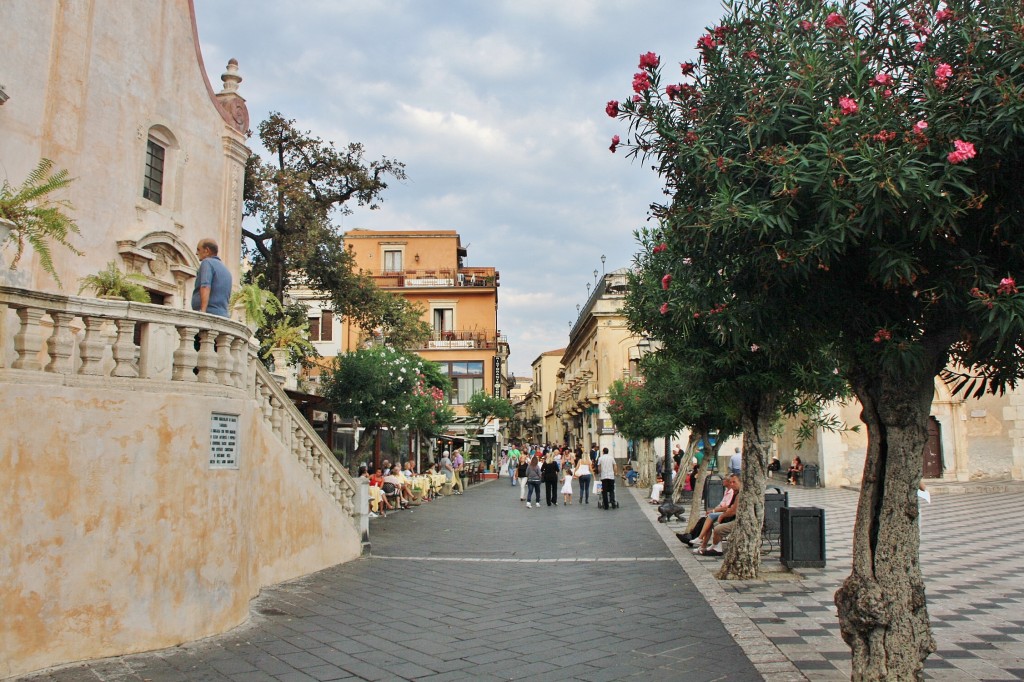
[593, 268, 599, 284]
[601, 254, 606, 273]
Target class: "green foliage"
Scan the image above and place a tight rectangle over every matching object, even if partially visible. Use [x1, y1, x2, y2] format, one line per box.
[78, 261, 150, 303]
[262, 319, 316, 360]
[322, 346, 452, 436]
[614, 0, 1024, 394]
[229, 274, 283, 328]
[242, 113, 405, 308]
[465, 391, 515, 424]
[0, 158, 82, 287]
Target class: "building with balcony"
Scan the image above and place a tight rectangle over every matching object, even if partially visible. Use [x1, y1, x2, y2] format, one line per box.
[337, 228, 509, 411]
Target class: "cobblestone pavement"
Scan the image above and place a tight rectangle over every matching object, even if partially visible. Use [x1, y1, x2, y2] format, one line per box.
[660, 482, 1024, 681]
[23, 477, 765, 681]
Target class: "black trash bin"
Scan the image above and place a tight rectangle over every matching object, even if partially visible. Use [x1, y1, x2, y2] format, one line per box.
[802, 463, 820, 488]
[703, 474, 725, 511]
[780, 506, 826, 568]
[763, 486, 788, 537]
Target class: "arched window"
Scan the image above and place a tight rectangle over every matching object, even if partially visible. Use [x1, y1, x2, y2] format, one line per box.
[142, 126, 177, 206]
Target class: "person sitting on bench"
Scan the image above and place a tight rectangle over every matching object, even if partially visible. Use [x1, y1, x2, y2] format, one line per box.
[690, 474, 741, 555]
[786, 456, 803, 485]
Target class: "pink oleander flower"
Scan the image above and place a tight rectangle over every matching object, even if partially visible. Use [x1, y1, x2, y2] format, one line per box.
[659, 302, 670, 315]
[632, 94, 642, 103]
[653, 242, 667, 254]
[683, 131, 698, 144]
[606, 100, 619, 118]
[632, 71, 652, 93]
[947, 139, 976, 164]
[661, 273, 672, 290]
[935, 63, 953, 79]
[696, 34, 718, 51]
[680, 62, 696, 75]
[743, 49, 759, 60]
[935, 8, 954, 22]
[799, 20, 815, 31]
[839, 96, 859, 115]
[639, 52, 660, 69]
[693, 312, 701, 319]
[872, 72, 893, 86]
[825, 12, 847, 29]
[873, 129, 897, 143]
[609, 135, 620, 153]
[666, 83, 681, 99]
[914, 120, 928, 133]
[997, 277, 1018, 295]
[750, 344, 760, 352]
[873, 328, 892, 343]
[882, 89, 893, 99]
[915, 41, 927, 52]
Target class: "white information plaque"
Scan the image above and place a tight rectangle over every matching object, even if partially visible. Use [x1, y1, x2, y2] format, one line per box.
[209, 412, 239, 469]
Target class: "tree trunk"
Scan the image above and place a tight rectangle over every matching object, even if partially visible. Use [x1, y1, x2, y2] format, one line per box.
[684, 430, 714, 533]
[636, 438, 657, 488]
[835, 363, 940, 681]
[718, 391, 777, 581]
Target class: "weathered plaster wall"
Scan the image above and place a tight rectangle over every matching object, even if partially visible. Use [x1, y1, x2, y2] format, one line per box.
[0, 381, 361, 678]
[0, 0, 246, 296]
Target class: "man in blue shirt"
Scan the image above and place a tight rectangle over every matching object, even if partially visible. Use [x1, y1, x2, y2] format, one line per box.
[191, 239, 232, 317]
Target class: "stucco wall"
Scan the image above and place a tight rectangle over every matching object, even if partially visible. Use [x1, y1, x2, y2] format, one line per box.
[0, 0, 246, 296]
[0, 380, 361, 678]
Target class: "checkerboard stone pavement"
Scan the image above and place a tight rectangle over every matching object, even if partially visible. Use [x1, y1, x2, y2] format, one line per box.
[21, 475, 1024, 681]
[657, 479, 1024, 681]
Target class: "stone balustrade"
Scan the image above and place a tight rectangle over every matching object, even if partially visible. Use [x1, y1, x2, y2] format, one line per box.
[0, 284, 361, 521]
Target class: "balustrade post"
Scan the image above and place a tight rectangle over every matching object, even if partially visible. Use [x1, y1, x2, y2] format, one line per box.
[111, 319, 140, 378]
[196, 330, 217, 383]
[215, 332, 234, 385]
[12, 306, 46, 370]
[172, 325, 199, 382]
[259, 380, 272, 422]
[78, 315, 109, 376]
[270, 396, 282, 436]
[44, 311, 77, 374]
[229, 337, 246, 388]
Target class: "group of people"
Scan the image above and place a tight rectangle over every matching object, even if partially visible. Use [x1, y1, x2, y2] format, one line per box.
[358, 447, 472, 517]
[502, 443, 621, 510]
[675, 472, 742, 557]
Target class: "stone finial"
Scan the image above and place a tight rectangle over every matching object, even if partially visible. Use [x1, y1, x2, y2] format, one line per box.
[219, 59, 242, 95]
[215, 59, 248, 134]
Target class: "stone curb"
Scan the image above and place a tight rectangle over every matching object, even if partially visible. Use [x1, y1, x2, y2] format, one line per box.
[628, 486, 809, 682]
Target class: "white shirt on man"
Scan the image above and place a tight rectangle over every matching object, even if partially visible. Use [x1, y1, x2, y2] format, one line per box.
[598, 453, 616, 480]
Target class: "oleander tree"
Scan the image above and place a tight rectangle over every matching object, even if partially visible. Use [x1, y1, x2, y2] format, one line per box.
[624, 252, 846, 579]
[609, 1, 1024, 678]
[606, 378, 668, 488]
[322, 346, 452, 465]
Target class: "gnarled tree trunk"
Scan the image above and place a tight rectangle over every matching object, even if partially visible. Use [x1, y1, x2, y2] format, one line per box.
[636, 438, 657, 488]
[835, 361, 940, 681]
[718, 391, 776, 581]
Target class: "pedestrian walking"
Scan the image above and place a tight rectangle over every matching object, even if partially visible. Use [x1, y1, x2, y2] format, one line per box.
[525, 455, 542, 508]
[517, 454, 529, 500]
[575, 457, 593, 504]
[598, 447, 618, 510]
[560, 464, 574, 505]
[541, 452, 560, 507]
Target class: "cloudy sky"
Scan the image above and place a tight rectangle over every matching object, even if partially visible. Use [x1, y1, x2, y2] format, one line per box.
[194, 0, 725, 376]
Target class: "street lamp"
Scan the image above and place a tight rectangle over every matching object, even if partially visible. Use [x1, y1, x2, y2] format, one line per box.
[586, 282, 591, 296]
[601, 254, 606, 273]
[593, 268, 599, 284]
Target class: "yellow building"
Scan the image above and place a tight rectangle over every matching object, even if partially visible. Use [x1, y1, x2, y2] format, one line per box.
[340, 228, 509, 415]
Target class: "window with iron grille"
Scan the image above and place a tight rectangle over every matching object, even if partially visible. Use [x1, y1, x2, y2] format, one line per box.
[142, 138, 165, 204]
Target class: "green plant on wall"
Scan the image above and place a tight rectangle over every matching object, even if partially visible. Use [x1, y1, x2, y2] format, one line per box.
[262, 319, 315, 360]
[0, 158, 82, 286]
[78, 261, 150, 303]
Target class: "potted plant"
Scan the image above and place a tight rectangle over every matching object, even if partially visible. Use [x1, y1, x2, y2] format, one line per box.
[229, 274, 283, 331]
[0, 158, 82, 286]
[78, 261, 150, 303]
[262, 319, 316, 362]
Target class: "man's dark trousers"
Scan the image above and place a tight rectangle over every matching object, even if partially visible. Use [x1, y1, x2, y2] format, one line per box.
[601, 478, 617, 509]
